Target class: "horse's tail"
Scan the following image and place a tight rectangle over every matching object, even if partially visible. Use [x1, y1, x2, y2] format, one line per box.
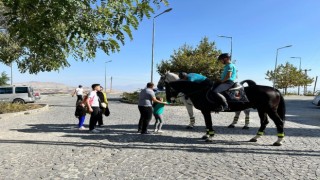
[240, 79, 257, 86]
[277, 90, 286, 121]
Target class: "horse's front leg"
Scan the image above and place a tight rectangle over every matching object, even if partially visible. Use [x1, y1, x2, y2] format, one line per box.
[250, 109, 269, 142]
[201, 110, 215, 142]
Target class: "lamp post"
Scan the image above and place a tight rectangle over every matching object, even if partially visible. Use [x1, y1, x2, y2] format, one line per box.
[303, 69, 311, 95]
[273, 45, 292, 88]
[218, 35, 232, 60]
[105, 60, 112, 93]
[290, 56, 302, 95]
[151, 8, 173, 83]
[10, 63, 13, 85]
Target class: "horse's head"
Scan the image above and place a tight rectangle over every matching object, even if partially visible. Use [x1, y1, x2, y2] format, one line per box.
[156, 71, 180, 103]
[157, 71, 179, 90]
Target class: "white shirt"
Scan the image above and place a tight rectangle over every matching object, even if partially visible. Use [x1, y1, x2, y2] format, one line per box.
[76, 88, 83, 95]
[88, 91, 99, 107]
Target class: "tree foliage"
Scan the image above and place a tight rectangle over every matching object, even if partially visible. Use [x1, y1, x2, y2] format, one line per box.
[0, 71, 9, 86]
[0, 0, 168, 74]
[265, 62, 313, 94]
[157, 37, 224, 81]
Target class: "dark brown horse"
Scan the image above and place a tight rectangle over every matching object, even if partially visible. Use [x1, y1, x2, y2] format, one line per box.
[164, 79, 286, 146]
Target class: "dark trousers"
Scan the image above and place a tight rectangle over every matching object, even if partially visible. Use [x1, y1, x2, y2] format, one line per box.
[212, 80, 234, 106]
[138, 106, 153, 133]
[89, 107, 101, 130]
[76, 95, 83, 102]
[97, 108, 104, 126]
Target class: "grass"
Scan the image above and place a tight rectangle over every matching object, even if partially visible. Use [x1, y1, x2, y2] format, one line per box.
[0, 103, 44, 114]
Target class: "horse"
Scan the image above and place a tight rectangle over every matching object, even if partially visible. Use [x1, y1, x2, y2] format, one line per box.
[157, 72, 251, 129]
[164, 78, 286, 146]
[157, 72, 196, 128]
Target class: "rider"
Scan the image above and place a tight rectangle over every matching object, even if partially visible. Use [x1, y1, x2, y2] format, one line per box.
[212, 53, 237, 111]
[178, 72, 213, 87]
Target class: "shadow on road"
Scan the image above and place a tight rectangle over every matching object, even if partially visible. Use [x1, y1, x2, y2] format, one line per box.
[0, 137, 319, 157]
[12, 122, 320, 139]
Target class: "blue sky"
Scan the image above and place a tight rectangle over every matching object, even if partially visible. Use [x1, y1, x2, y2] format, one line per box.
[1, 0, 319, 92]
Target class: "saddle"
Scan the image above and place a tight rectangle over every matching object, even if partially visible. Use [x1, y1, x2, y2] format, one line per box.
[223, 82, 249, 103]
[206, 82, 249, 104]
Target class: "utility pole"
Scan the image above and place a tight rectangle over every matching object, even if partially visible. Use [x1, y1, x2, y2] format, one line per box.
[110, 76, 113, 93]
[303, 69, 311, 95]
[314, 76, 318, 95]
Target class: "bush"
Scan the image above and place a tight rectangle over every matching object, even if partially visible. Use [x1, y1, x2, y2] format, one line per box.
[0, 103, 44, 114]
[120, 90, 183, 105]
[120, 91, 140, 104]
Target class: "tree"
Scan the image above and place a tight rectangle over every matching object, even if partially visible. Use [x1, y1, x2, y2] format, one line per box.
[0, 71, 9, 86]
[0, 0, 168, 74]
[157, 37, 223, 81]
[265, 62, 313, 94]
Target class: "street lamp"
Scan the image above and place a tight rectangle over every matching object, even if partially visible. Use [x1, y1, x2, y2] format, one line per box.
[151, 8, 173, 83]
[218, 35, 233, 60]
[10, 63, 13, 85]
[290, 56, 302, 95]
[273, 45, 292, 88]
[303, 69, 311, 95]
[105, 60, 112, 93]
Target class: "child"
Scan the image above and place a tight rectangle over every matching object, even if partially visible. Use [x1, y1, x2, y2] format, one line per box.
[153, 97, 166, 133]
[75, 95, 87, 130]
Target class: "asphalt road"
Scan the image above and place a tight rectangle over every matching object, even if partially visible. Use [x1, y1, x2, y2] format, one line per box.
[0, 94, 319, 179]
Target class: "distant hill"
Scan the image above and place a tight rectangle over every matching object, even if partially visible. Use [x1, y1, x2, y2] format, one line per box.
[13, 81, 122, 94]
[14, 81, 70, 89]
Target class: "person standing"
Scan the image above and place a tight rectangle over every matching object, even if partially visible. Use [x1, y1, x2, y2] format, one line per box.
[72, 85, 84, 103]
[153, 97, 167, 133]
[97, 87, 108, 127]
[138, 82, 167, 134]
[212, 53, 237, 111]
[86, 84, 101, 133]
[74, 95, 88, 130]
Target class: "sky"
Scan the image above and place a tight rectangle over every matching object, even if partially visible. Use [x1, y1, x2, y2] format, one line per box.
[1, 0, 319, 92]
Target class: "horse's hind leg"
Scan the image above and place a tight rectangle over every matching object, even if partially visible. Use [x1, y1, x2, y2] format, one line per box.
[250, 109, 269, 142]
[201, 110, 215, 142]
[267, 110, 285, 146]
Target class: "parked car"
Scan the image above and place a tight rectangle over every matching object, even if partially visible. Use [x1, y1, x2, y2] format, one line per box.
[34, 92, 41, 99]
[312, 91, 320, 106]
[0, 85, 36, 103]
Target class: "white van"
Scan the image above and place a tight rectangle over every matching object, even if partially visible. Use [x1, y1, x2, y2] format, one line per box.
[0, 86, 36, 103]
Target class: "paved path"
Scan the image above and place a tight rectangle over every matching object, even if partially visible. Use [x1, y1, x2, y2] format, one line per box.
[0, 94, 319, 179]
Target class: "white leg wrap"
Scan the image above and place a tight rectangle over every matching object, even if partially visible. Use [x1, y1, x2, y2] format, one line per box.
[252, 135, 262, 140]
[275, 137, 284, 144]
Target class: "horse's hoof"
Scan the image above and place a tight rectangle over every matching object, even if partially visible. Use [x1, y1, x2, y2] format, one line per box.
[205, 137, 213, 142]
[227, 124, 235, 128]
[202, 135, 209, 140]
[242, 126, 249, 130]
[186, 126, 194, 129]
[273, 142, 282, 146]
[249, 138, 257, 142]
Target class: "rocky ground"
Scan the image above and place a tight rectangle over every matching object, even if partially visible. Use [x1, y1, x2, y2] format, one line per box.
[0, 94, 319, 179]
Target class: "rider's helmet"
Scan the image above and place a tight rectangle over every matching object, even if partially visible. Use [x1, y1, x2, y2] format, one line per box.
[178, 72, 188, 79]
[218, 53, 230, 60]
